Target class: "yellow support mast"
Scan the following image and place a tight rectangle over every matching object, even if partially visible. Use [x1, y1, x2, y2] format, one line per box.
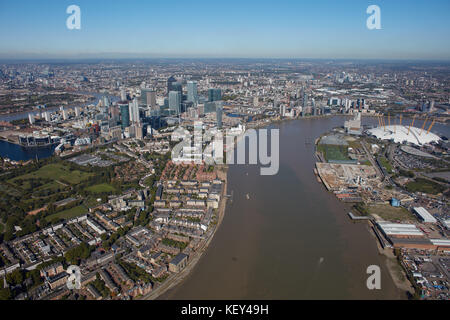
[419, 117, 428, 136]
[399, 115, 403, 126]
[394, 115, 397, 134]
[427, 119, 436, 135]
[388, 113, 391, 127]
[408, 115, 417, 136]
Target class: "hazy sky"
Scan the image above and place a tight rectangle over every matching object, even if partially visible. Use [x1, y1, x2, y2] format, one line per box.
[0, 0, 449, 60]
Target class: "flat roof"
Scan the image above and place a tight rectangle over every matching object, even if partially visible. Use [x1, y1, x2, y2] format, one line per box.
[170, 253, 188, 266]
[377, 222, 425, 236]
[413, 207, 437, 223]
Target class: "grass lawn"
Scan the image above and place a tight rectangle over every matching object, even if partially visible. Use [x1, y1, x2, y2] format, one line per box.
[368, 204, 417, 222]
[84, 197, 102, 208]
[86, 183, 116, 194]
[317, 144, 350, 162]
[45, 205, 88, 223]
[406, 178, 446, 195]
[378, 157, 393, 174]
[9, 163, 93, 186]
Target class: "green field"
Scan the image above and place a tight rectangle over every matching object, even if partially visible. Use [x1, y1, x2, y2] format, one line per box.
[318, 144, 350, 162]
[368, 204, 416, 222]
[45, 205, 88, 223]
[86, 183, 116, 194]
[378, 157, 393, 174]
[406, 178, 446, 195]
[9, 163, 93, 186]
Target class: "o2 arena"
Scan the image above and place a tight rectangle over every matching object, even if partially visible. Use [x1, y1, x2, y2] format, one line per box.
[367, 116, 441, 146]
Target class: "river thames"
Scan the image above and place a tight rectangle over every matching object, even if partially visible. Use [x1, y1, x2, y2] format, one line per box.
[160, 116, 448, 300]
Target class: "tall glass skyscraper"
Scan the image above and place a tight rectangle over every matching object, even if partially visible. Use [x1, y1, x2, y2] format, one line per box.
[187, 81, 198, 104]
[169, 91, 181, 115]
[208, 88, 222, 102]
[216, 101, 223, 129]
[119, 103, 130, 129]
[141, 88, 156, 108]
[129, 99, 140, 124]
[167, 76, 177, 94]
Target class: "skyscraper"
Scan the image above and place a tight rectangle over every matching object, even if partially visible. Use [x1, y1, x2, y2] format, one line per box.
[187, 81, 198, 104]
[120, 88, 127, 102]
[169, 91, 181, 115]
[129, 99, 140, 124]
[119, 103, 130, 129]
[216, 101, 223, 129]
[102, 95, 110, 108]
[141, 88, 157, 108]
[167, 76, 177, 94]
[208, 88, 222, 102]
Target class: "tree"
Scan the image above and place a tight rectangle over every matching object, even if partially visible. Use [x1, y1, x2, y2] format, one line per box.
[0, 288, 11, 300]
[6, 269, 23, 286]
[65, 242, 93, 265]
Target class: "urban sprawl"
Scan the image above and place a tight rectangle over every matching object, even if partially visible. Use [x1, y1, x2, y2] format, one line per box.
[0, 60, 449, 300]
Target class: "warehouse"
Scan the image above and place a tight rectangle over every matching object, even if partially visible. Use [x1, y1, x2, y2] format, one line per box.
[377, 222, 425, 239]
[413, 207, 437, 223]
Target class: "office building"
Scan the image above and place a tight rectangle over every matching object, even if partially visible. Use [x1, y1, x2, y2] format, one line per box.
[119, 103, 130, 129]
[167, 76, 177, 94]
[208, 88, 222, 102]
[129, 99, 140, 124]
[141, 88, 156, 108]
[120, 88, 127, 102]
[187, 81, 198, 104]
[216, 102, 223, 129]
[169, 91, 181, 115]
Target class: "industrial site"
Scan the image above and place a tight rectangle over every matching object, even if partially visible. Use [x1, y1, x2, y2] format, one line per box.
[315, 112, 449, 300]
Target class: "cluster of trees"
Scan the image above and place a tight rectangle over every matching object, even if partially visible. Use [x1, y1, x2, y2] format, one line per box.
[64, 242, 94, 265]
[0, 268, 43, 300]
[101, 226, 131, 251]
[118, 260, 153, 284]
[162, 238, 188, 250]
[92, 275, 110, 298]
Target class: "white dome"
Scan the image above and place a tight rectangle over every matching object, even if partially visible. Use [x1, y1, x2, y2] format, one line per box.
[367, 125, 441, 146]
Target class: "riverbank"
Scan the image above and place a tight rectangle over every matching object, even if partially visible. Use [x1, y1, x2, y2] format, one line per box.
[368, 221, 415, 295]
[140, 166, 229, 300]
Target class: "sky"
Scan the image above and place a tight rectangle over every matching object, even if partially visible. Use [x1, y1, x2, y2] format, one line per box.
[0, 0, 449, 60]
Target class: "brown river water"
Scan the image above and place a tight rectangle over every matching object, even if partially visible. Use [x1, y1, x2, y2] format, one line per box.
[161, 116, 449, 300]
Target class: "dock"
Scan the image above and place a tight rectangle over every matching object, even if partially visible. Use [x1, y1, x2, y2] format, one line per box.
[347, 212, 371, 221]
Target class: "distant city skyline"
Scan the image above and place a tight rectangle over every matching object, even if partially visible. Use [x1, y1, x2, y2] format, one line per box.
[0, 0, 449, 60]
